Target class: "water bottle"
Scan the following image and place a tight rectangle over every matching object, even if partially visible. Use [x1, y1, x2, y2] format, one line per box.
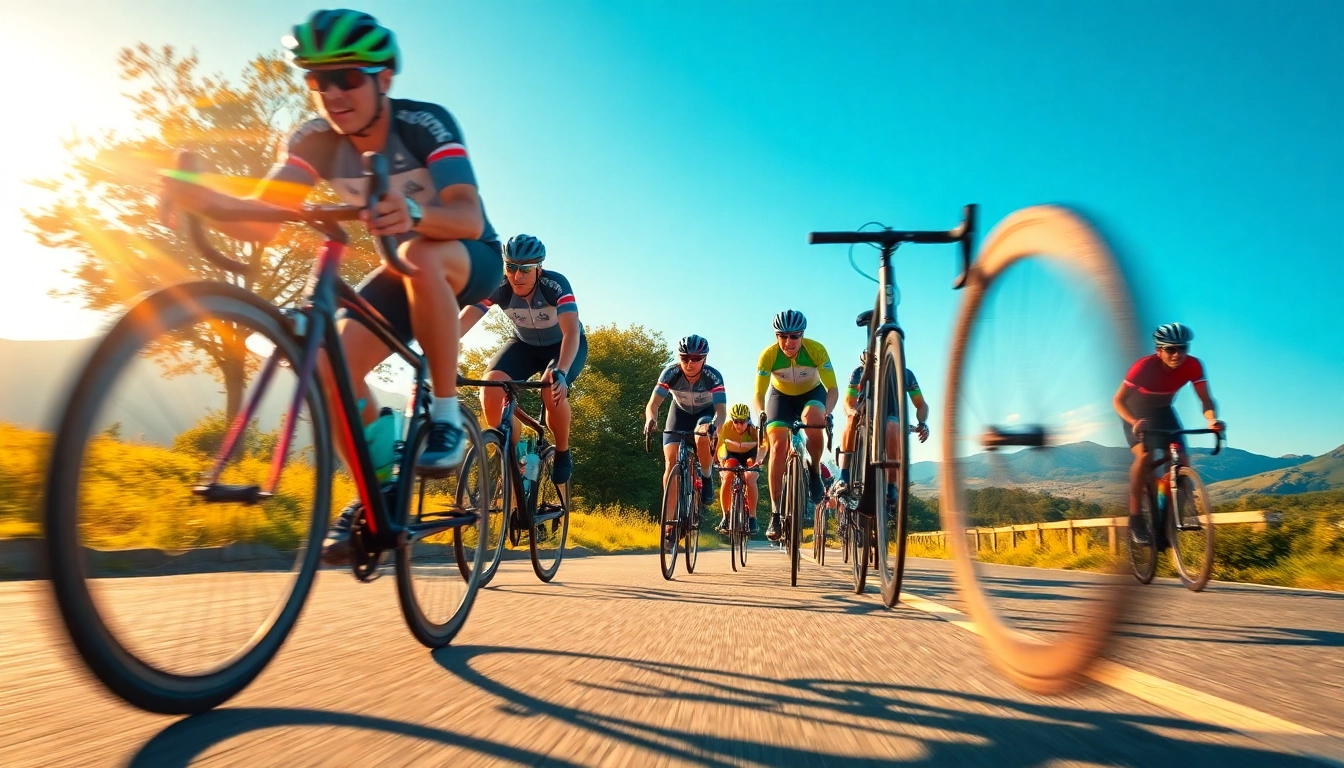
[365, 407, 399, 484]
[522, 438, 540, 482]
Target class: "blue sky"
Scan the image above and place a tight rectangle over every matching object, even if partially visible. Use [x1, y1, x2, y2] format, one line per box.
[2, 1, 1341, 458]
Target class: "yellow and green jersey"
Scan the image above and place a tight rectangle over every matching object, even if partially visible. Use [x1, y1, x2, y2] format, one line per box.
[755, 338, 837, 400]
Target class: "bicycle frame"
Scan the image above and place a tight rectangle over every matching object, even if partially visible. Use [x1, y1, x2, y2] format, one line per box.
[459, 376, 556, 523]
[1143, 427, 1224, 531]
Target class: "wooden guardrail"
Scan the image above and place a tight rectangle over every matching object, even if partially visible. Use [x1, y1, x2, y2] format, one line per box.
[906, 510, 1282, 555]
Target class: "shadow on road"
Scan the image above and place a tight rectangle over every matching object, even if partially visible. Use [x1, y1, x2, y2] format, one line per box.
[126, 707, 583, 768]
[428, 644, 1316, 767]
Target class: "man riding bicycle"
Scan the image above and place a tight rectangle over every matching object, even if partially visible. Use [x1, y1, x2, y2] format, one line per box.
[715, 403, 760, 536]
[1113, 323, 1225, 545]
[645, 335, 727, 521]
[164, 10, 503, 563]
[835, 349, 930, 493]
[756, 310, 837, 542]
[459, 234, 584, 483]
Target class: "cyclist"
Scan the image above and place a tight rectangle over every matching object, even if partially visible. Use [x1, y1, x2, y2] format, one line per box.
[835, 350, 930, 492]
[755, 310, 837, 542]
[715, 403, 760, 536]
[1113, 323, 1225, 545]
[166, 9, 505, 563]
[459, 234, 584, 483]
[645, 335, 727, 522]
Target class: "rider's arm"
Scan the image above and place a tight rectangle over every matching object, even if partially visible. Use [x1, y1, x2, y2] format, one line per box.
[711, 402, 727, 435]
[555, 312, 581, 381]
[647, 366, 675, 426]
[1192, 380, 1220, 425]
[1113, 382, 1141, 427]
[644, 391, 665, 426]
[458, 303, 487, 335]
[815, 343, 839, 413]
[911, 392, 930, 425]
[412, 183, 485, 241]
[753, 348, 771, 412]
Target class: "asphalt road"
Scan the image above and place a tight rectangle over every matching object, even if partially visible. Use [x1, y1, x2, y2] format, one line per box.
[2, 546, 1342, 767]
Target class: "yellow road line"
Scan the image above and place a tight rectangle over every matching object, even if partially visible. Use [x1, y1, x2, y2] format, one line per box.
[898, 590, 1344, 767]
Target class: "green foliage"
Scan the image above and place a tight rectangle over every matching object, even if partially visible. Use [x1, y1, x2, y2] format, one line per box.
[23, 45, 379, 419]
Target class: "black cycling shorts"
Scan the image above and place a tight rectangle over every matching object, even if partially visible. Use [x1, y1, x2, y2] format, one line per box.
[664, 407, 715, 446]
[342, 238, 503, 344]
[1122, 406, 1185, 452]
[486, 334, 588, 384]
[765, 385, 827, 430]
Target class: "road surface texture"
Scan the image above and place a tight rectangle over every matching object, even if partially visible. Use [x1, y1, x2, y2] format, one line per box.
[2, 547, 1342, 767]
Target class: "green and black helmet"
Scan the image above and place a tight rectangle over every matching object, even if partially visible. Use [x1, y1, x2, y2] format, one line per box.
[283, 9, 400, 73]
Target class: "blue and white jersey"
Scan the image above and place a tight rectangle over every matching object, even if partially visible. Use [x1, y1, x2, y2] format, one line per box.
[654, 364, 727, 413]
[475, 270, 579, 346]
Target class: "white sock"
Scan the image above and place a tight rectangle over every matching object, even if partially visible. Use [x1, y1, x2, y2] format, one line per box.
[431, 396, 462, 427]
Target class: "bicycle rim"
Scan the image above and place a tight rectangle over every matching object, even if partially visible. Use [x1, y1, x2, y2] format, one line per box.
[659, 467, 682, 580]
[396, 412, 486, 648]
[875, 332, 911, 608]
[1170, 467, 1214, 591]
[528, 447, 570, 582]
[738, 490, 750, 568]
[729, 493, 740, 573]
[684, 483, 700, 575]
[852, 516, 869, 593]
[43, 282, 328, 714]
[453, 428, 510, 587]
[943, 205, 1141, 693]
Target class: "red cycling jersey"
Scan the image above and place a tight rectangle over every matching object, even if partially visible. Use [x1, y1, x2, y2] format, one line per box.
[1123, 354, 1206, 410]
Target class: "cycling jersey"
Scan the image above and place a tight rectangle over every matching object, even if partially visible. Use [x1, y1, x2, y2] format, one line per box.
[755, 339, 837, 400]
[655, 364, 727, 413]
[263, 98, 497, 244]
[846, 365, 921, 399]
[475, 271, 580, 346]
[1123, 354, 1206, 412]
[717, 420, 758, 458]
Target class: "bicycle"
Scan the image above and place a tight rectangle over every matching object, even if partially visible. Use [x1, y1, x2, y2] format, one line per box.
[1129, 428, 1222, 591]
[770, 414, 832, 588]
[813, 205, 1140, 693]
[810, 213, 976, 607]
[713, 457, 759, 572]
[43, 152, 491, 714]
[451, 373, 571, 585]
[646, 428, 709, 580]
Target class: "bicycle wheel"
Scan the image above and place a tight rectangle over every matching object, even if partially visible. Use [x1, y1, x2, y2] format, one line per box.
[1129, 486, 1159, 584]
[729, 490, 740, 573]
[851, 514, 869, 593]
[840, 515, 851, 565]
[788, 458, 805, 587]
[1170, 467, 1214, 591]
[453, 428, 510, 586]
[874, 332, 911, 608]
[684, 481, 700, 574]
[813, 501, 826, 565]
[528, 446, 571, 582]
[396, 411, 487, 648]
[44, 282, 328, 714]
[943, 205, 1141, 694]
[659, 465, 683, 580]
[737, 486, 750, 569]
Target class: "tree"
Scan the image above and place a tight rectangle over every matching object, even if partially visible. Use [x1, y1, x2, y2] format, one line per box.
[24, 45, 379, 420]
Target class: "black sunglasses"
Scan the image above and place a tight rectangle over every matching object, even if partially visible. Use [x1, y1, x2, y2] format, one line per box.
[505, 264, 538, 274]
[303, 66, 383, 92]
[1158, 345, 1189, 354]
[776, 332, 802, 341]
[680, 354, 706, 363]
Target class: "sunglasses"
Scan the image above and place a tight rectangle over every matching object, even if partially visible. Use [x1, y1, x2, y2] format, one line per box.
[680, 354, 706, 363]
[303, 66, 383, 92]
[505, 264, 538, 274]
[776, 332, 802, 341]
[732, 418, 748, 426]
[1158, 345, 1188, 354]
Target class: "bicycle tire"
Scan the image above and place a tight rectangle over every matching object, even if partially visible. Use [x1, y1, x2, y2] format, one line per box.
[453, 428, 510, 586]
[1130, 486, 1158, 584]
[814, 501, 826, 565]
[942, 205, 1140, 693]
[851, 514, 869, 593]
[44, 282, 329, 714]
[528, 446, 570, 582]
[397, 412, 488, 648]
[1170, 466, 1214, 591]
[684, 479, 700, 575]
[659, 464, 683, 580]
[729, 490, 741, 573]
[875, 332, 911, 608]
[788, 456, 804, 587]
[737, 487, 750, 569]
